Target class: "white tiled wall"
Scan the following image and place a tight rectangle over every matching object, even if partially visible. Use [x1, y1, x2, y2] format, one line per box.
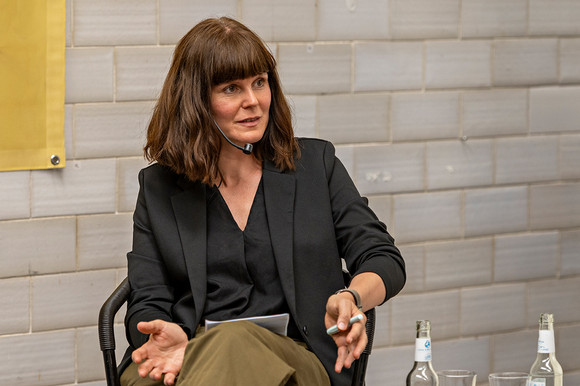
[0, 1, 579, 385]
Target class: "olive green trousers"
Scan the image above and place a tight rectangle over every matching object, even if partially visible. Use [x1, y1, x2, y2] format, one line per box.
[121, 321, 331, 386]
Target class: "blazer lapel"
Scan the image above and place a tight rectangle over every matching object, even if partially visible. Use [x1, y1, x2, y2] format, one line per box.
[262, 161, 297, 316]
[171, 177, 207, 325]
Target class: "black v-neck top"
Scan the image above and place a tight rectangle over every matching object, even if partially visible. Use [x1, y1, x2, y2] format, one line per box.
[203, 179, 299, 338]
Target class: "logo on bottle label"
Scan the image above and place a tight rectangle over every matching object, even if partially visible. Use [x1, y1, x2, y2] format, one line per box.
[527, 378, 546, 386]
[415, 338, 432, 361]
[537, 331, 555, 353]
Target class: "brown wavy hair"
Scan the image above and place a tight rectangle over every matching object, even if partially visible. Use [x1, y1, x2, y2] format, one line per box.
[144, 17, 299, 185]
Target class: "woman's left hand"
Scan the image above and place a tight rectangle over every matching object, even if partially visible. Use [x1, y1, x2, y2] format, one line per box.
[325, 292, 367, 373]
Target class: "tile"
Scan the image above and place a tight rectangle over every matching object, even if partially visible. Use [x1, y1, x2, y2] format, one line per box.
[527, 277, 580, 326]
[433, 337, 490, 382]
[390, 290, 460, 345]
[0, 277, 29, 334]
[77, 213, 133, 270]
[462, 89, 527, 138]
[317, 0, 389, 40]
[159, 0, 238, 44]
[426, 139, 493, 190]
[0, 218, 76, 278]
[395, 244, 423, 294]
[561, 230, 580, 276]
[65, 0, 72, 46]
[278, 43, 351, 94]
[495, 136, 559, 185]
[65, 48, 114, 103]
[76, 327, 105, 382]
[0, 330, 75, 385]
[318, 94, 389, 144]
[461, 0, 527, 38]
[491, 330, 537, 373]
[426, 41, 491, 89]
[529, 0, 580, 36]
[390, 0, 459, 39]
[367, 195, 393, 231]
[241, 0, 316, 41]
[563, 371, 580, 385]
[530, 183, 580, 230]
[557, 323, 580, 370]
[115, 47, 174, 102]
[366, 345, 413, 386]
[334, 145, 355, 179]
[493, 39, 558, 86]
[495, 232, 559, 282]
[74, 102, 153, 158]
[391, 91, 459, 141]
[465, 186, 528, 237]
[560, 38, 580, 83]
[31, 158, 117, 217]
[287, 95, 316, 138]
[117, 157, 150, 213]
[424, 238, 493, 291]
[560, 134, 580, 179]
[0, 171, 30, 220]
[393, 191, 462, 244]
[373, 302, 391, 347]
[73, 0, 156, 46]
[461, 283, 527, 335]
[64, 104, 74, 161]
[32, 270, 117, 331]
[530, 86, 580, 134]
[354, 143, 424, 195]
[76, 325, 127, 382]
[355, 42, 422, 92]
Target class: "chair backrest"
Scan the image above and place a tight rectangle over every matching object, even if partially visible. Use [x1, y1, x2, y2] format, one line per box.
[98, 277, 375, 386]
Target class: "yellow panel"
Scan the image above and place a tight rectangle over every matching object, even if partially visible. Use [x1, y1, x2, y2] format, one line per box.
[0, 0, 66, 171]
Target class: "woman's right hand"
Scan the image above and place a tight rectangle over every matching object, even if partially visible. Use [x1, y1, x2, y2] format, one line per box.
[132, 319, 189, 386]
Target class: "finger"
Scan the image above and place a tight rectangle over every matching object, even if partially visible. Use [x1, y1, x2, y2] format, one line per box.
[345, 315, 366, 344]
[334, 344, 348, 373]
[137, 320, 164, 335]
[132, 347, 147, 364]
[164, 373, 176, 386]
[149, 366, 163, 381]
[138, 359, 155, 378]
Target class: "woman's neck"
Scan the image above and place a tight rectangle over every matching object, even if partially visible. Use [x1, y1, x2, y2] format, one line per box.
[218, 146, 261, 187]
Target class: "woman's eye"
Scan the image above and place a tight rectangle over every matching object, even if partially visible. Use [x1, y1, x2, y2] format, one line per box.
[255, 77, 267, 87]
[223, 85, 237, 94]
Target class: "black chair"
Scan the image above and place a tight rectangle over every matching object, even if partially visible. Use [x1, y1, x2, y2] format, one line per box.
[98, 277, 376, 386]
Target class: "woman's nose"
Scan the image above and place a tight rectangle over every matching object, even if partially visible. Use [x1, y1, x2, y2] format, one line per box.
[241, 88, 258, 107]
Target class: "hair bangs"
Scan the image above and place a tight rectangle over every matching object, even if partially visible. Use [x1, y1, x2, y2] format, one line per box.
[209, 33, 275, 86]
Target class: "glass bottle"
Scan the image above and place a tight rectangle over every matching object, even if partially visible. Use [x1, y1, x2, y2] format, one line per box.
[528, 313, 563, 386]
[406, 320, 438, 386]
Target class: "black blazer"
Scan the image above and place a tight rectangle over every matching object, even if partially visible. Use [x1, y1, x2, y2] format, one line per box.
[122, 138, 406, 386]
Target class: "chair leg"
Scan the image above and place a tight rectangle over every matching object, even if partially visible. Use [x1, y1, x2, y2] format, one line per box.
[103, 350, 121, 386]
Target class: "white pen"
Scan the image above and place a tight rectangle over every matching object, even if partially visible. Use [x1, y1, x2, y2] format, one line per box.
[326, 314, 364, 335]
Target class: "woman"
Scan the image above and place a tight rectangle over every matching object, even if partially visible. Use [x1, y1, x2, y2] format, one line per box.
[120, 17, 405, 386]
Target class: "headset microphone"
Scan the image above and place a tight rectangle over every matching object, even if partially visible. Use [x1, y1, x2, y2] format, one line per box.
[213, 120, 253, 154]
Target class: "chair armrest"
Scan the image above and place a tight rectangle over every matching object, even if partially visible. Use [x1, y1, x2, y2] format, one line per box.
[98, 277, 130, 386]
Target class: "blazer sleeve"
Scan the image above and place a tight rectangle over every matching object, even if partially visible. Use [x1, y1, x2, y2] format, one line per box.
[125, 168, 176, 349]
[323, 141, 406, 302]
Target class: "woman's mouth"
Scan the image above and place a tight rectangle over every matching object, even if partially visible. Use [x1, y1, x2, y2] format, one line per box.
[238, 117, 260, 123]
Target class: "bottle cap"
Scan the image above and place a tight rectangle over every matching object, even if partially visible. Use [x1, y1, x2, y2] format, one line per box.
[539, 313, 554, 324]
[416, 320, 431, 330]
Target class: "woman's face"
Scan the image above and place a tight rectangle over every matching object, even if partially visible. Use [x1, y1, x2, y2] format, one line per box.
[210, 73, 271, 150]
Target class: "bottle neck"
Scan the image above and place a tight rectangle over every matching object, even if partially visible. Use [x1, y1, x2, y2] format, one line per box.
[414, 334, 432, 362]
[536, 329, 556, 354]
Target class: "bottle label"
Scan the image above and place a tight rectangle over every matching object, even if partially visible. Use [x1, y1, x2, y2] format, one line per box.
[415, 338, 432, 362]
[537, 330, 555, 353]
[527, 378, 546, 386]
